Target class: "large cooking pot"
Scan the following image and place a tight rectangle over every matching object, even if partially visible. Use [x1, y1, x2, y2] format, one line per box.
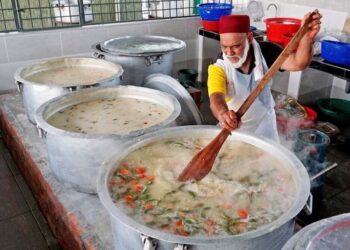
[92, 36, 186, 86]
[15, 57, 124, 124]
[35, 86, 181, 194]
[98, 126, 311, 250]
[282, 213, 350, 250]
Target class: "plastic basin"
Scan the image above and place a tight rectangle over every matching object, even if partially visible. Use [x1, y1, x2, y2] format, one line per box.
[321, 40, 350, 67]
[316, 98, 350, 126]
[264, 17, 301, 46]
[282, 32, 299, 50]
[198, 3, 233, 21]
[202, 20, 219, 32]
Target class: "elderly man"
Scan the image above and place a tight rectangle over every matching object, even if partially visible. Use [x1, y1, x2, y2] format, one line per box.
[208, 11, 322, 141]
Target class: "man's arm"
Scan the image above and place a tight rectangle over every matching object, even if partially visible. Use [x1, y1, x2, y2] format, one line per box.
[281, 10, 322, 71]
[209, 93, 239, 131]
[207, 65, 239, 131]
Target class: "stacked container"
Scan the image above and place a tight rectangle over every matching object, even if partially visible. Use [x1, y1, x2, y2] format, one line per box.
[198, 3, 233, 32]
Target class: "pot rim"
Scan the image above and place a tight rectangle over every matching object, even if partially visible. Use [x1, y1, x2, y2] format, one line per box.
[98, 35, 186, 56]
[97, 125, 310, 245]
[35, 86, 181, 140]
[14, 57, 124, 88]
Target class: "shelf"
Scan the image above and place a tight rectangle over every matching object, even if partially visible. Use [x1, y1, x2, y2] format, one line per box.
[198, 28, 350, 81]
[309, 56, 350, 81]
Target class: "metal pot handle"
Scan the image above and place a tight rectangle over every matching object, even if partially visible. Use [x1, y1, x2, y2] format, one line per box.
[141, 234, 157, 250]
[145, 55, 163, 66]
[16, 82, 23, 93]
[304, 192, 313, 215]
[140, 235, 191, 250]
[92, 51, 105, 60]
[174, 244, 191, 250]
[36, 125, 47, 139]
[310, 162, 338, 181]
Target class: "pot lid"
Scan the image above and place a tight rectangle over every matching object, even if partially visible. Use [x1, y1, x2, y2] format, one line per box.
[143, 74, 203, 125]
[14, 57, 123, 87]
[282, 213, 350, 250]
[100, 36, 186, 56]
[306, 215, 350, 250]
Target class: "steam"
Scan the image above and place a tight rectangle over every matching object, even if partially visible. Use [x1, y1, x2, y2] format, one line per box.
[275, 94, 329, 188]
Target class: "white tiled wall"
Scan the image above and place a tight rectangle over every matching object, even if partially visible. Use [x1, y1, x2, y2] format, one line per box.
[275, 0, 350, 14]
[0, 17, 202, 92]
[260, 0, 350, 101]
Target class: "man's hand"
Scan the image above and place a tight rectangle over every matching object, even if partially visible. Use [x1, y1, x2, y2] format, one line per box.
[302, 10, 322, 42]
[218, 110, 241, 131]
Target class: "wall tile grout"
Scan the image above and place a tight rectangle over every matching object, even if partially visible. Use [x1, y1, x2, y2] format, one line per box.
[3, 38, 9, 63]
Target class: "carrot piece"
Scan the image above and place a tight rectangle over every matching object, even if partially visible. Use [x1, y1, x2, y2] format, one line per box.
[146, 175, 155, 182]
[175, 220, 183, 227]
[123, 194, 134, 204]
[132, 184, 144, 192]
[238, 208, 249, 219]
[119, 168, 130, 176]
[144, 203, 154, 210]
[130, 180, 139, 186]
[135, 167, 146, 174]
[138, 174, 146, 179]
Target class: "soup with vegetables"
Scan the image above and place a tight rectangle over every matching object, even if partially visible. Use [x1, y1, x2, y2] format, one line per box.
[47, 98, 172, 134]
[108, 138, 297, 237]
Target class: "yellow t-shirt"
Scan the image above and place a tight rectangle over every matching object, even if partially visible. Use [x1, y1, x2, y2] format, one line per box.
[207, 64, 232, 102]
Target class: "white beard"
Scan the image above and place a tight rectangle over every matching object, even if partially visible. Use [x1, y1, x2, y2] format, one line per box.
[223, 39, 250, 69]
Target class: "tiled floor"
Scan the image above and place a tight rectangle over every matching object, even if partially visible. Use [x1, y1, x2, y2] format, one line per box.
[0, 137, 60, 250]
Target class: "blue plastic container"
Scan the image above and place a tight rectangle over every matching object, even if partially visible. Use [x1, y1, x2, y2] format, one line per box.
[198, 3, 233, 21]
[321, 40, 350, 67]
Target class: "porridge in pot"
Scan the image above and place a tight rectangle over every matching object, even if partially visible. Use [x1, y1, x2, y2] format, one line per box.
[27, 66, 117, 86]
[108, 138, 297, 236]
[47, 98, 172, 134]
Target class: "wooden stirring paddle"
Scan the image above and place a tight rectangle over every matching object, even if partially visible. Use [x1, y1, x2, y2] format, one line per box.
[178, 11, 317, 182]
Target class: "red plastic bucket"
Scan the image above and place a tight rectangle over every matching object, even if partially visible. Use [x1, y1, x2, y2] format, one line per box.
[283, 32, 298, 49]
[202, 20, 219, 32]
[265, 17, 301, 46]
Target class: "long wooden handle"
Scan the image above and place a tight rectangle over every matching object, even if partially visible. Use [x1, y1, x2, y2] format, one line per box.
[236, 11, 316, 118]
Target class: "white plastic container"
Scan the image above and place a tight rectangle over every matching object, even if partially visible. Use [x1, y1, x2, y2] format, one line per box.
[52, 0, 93, 23]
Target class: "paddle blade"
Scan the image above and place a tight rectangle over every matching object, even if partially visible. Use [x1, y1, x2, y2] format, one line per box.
[177, 149, 217, 182]
[177, 129, 231, 182]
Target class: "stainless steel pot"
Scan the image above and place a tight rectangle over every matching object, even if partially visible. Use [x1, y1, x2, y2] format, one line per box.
[282, 213, 350, 250]
[98, 126, 312, 250]
[15, 57, 124, 124]
[35, 86, 181, 194]
[92, 36, 186, 86]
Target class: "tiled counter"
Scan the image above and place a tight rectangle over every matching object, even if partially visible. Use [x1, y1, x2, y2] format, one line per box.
[0, 93, 113, 249]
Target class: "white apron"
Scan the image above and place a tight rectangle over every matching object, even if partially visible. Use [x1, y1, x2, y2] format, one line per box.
[215, 39, 279, 141]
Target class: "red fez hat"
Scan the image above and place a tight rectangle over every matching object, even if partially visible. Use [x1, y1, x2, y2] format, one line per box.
[219, 15, 250, 34]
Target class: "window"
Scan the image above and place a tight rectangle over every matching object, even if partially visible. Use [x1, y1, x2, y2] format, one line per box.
[0, 0, 197, 32]
[0, 0, 247, 33]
